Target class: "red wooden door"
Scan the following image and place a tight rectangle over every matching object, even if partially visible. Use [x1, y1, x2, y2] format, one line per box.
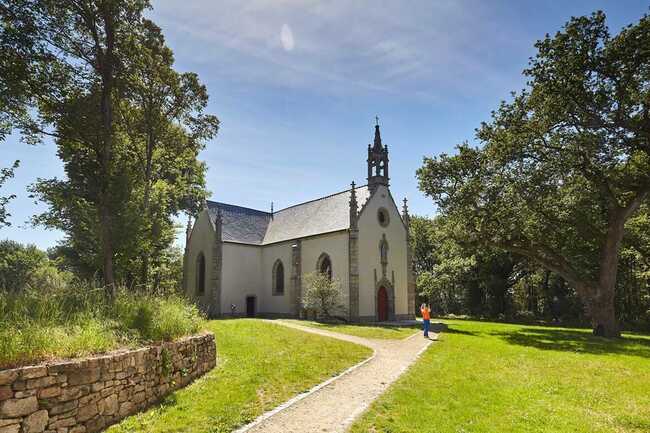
[377, 287, 388, 321]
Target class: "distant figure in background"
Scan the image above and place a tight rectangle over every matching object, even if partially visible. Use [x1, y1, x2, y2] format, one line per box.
[230, 303, 237, 317]
[551, 296, 560, 323]
[420, 303, 431, 338]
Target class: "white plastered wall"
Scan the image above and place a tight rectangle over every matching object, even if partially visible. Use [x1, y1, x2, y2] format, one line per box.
[301, 231, 350, 314]
[220, 243, 263, 315]
[260, 241, 294, 314]
[357, 185, 409, 318]
[185, 209, 216, 311]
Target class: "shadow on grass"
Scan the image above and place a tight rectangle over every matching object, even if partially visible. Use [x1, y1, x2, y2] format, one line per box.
[491, 327, 650, 358]
[441, 325, 478, 336]
[308, 321, 422, 332]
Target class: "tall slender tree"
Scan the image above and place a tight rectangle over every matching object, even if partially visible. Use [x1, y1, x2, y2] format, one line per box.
[1, 0, 152, 295]
[118, 20, 218, 287]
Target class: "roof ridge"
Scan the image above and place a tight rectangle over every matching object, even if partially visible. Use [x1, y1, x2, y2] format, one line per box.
[273, 184, 369, 214]
[206, 200, 271, 216]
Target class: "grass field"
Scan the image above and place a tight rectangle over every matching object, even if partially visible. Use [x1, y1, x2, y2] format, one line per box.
[280, 319, 420, 339]
[107, 319, 371, 433]
[350, 319, 650, 433]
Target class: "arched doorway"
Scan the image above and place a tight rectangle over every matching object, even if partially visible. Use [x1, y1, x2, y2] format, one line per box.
[377, 286, 388, 321]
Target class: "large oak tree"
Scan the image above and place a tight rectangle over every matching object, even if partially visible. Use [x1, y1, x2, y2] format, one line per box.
[417, 12, 650, 337]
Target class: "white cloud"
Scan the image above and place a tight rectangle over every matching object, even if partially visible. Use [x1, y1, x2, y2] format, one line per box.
[280, 23, 294, 51]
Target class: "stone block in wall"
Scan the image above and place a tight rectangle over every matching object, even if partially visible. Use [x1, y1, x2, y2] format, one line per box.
[0, 423, 20, 433]
[0, 396, 38, 417]
[0, 387, 12, 402]
[0, 418, 21, 427]
[76, 403, 97, 423]
[0, 371, 18, 387]
[22, 409, 48, 433]
[19, 367, 47, 380]
[48, 414, 76, 430]
[38, 386, 61, 400]
[67, 369, 100, 387]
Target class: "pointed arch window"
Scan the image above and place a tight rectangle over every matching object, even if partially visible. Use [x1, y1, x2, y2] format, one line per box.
[196, 252, 206, 296]
[317, 253, 332, 280]
[272, 259, 285, 295]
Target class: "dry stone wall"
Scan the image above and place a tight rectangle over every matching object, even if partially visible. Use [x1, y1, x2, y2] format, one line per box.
[0, 333, 216, 433]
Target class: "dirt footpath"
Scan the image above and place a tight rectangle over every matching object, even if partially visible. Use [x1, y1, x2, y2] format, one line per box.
[234, 320, 437, 433]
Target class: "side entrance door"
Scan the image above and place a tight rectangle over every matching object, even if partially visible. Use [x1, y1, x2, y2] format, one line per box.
[377, 286, 388, 321]
[246, 296, 256, 317]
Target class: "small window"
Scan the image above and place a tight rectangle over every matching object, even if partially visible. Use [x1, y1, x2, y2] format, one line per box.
[273, 260, 284, 295]
[317, 253, 332, 280]
[378, 208, 390, 227]
[196, 252, 206, 296]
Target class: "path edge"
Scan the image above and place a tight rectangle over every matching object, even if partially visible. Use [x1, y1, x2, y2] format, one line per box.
[339, 333, 436, 431]
[232, 326, 377, 433]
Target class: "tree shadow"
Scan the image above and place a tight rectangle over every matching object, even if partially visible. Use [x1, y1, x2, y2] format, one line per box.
[491, 327, 650, 358]
[440, 324, 479, 336]
[311, 321, 422, 333]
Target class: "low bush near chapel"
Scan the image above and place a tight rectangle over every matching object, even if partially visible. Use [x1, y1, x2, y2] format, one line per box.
[301, 272, 346, 320]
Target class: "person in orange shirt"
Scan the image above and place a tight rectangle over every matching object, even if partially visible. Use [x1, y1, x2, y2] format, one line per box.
[420, 303, 431, 338]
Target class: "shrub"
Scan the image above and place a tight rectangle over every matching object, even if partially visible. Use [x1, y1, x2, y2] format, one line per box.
[113, 292, 204, 342]
[0, 284, 205, 369]
[301, 272, 346, 319]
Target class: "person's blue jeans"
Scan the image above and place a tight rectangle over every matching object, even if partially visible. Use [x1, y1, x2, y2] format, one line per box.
[423, 319, 430, 337]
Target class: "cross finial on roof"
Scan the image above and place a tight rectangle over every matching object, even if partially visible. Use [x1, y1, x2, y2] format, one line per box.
[373, 118, 382, 150]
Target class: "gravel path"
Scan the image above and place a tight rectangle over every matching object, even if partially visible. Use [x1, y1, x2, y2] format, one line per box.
[235, 320, 437, 433]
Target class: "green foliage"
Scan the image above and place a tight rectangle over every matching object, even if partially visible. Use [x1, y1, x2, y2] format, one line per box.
[107, 320, 371, 433]
[0, 239, 74, 293]
[114, 292, 203, 342]
[0, 160, 18, 227]
[160, 347, 172, 377]
[351, 319, 650, 433]
[1, 1, 218, 291]
[410, 212, 649, 329]
[409, 215, 438, 275]
[417, 11, 650, 337]
[301, 272, 346, 319]
[0, 283, 204, 369]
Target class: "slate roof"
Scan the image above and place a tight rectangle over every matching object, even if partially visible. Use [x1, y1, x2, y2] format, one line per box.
[206, 185, 371, 245]
[206, 202, 270, 245]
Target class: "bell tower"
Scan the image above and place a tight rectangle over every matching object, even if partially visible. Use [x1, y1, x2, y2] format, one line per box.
[367, 117, 389, 193]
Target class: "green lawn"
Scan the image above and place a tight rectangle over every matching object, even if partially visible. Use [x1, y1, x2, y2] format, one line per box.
[351, 319, 650, 433]
[280, 319, 420, 339]
[107, 319, 371, 433]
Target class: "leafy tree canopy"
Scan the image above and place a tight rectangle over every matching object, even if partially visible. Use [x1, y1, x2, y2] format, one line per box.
[417, 11, 650, 337]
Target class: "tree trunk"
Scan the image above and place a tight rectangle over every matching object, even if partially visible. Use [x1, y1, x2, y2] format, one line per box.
[140, 118, 155, 289]
[588, 208, 627, 337]
[98, 4, 116, 297]
[100, 205, 116, 297]
[587, 288, 620, 337]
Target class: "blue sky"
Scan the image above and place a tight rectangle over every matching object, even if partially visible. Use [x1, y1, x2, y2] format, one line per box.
[2, 0, 649, 250]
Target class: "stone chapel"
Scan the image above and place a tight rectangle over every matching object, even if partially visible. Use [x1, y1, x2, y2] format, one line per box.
[183, 123, 415, 321]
